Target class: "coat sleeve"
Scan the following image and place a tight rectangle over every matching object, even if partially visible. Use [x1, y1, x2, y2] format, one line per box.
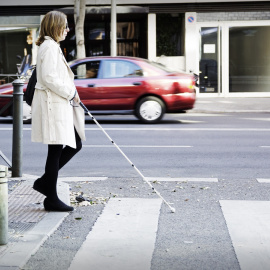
[40, 44, 76, 100]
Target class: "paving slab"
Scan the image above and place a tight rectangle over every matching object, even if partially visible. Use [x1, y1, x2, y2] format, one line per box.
[220, 200, 270, 270]
[69, 198, 162, 270]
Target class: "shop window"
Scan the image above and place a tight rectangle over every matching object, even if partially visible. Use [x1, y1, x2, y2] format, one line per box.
[229, 26, 270, 92]
[62, 17, 146, 60]
[156, 14, 184, 57]
[0, 28, 32, 82]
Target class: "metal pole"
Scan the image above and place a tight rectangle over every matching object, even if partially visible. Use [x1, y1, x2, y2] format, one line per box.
[111, 0, 117, 56]
[0, 165, 8, 245]
[12, 79, 24, 177]
[217, 25, 221, 95]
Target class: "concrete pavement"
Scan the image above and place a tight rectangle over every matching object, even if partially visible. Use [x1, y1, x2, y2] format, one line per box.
[192, 97, 270, 113]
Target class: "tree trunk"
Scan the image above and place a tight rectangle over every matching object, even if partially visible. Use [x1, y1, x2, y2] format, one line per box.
[74, 0, 86, 60]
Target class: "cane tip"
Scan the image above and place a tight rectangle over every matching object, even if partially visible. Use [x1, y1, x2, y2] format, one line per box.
[171, 207, 176, 213]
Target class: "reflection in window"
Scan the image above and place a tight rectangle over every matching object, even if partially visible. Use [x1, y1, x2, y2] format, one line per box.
[117, 22, 139, 57]
[156, 14, 184, 56]
[102, 60, 143, 78]
[229, 26, 270, 92]
[117, 22, 139, 39]
[88, 23, 105, 40]
[72, 61, 100, 79]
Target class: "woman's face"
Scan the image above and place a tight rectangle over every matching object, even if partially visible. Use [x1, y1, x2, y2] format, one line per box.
[59, 20, 69, 42]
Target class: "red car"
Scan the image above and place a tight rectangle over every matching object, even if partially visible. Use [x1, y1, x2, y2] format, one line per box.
[0, 56, 196, 123]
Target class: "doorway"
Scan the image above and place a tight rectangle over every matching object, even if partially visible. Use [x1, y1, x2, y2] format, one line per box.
[199, 26, 220, 94]
[197, 21, 270, 97]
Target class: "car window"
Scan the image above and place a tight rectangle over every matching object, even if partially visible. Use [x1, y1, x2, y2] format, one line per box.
[102, 60, 143, 79]
[71, 61, 100, 79]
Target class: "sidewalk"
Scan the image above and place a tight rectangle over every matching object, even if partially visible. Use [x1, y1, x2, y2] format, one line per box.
[191, 97, 270, 113]
[0, 175, 71, 270]
[1, 96, 270, 269]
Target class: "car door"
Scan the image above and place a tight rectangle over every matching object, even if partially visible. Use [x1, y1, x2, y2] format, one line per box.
[98, 59, 146, 110]
[71, 60, 103, 110]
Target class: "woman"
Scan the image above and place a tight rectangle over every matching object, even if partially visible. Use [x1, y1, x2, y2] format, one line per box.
[31, 11, 85, 212]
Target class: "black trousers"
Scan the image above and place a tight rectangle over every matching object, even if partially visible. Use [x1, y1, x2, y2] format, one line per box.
[43, 129, 82, 200]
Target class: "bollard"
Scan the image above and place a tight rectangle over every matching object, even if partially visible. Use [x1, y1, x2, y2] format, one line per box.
[0, 165, 8, 245]
[12, 79, 24, 177]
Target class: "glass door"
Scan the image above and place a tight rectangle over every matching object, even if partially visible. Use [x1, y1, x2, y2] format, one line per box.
[229, 26, 270, 93]
[199, 27, 221, 94]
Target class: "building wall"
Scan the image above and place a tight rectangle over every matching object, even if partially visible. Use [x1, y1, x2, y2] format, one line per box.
[0, 0, 267, 5]
[197, 11, 270, 22]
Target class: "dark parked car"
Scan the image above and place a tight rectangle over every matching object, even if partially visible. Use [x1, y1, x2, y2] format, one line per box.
[0, 56, 196, 123]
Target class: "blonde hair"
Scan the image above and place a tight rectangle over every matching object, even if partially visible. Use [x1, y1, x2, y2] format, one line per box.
[36, 11, 66, 46]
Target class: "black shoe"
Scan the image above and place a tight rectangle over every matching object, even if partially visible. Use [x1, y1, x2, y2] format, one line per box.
[33, 178, 47, 196]
[43, 198, 74, 212]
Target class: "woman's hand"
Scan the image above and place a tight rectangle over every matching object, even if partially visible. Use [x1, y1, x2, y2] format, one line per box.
[73, 92, 80, 104]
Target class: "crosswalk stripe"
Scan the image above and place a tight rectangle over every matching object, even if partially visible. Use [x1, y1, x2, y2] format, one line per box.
[146, 177, 218, 182]
[68, 198, 162, 270]
[257, 178, 270, 183]
[21, 175, 218, 183]
[59, 177, 108, 182]
[220, 200, 270, 270]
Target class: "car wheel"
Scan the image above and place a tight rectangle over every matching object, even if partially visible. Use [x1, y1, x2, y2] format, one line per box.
[135, 96, 165, 123]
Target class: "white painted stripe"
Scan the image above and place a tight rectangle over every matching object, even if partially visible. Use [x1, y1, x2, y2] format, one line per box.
[83, 145, 193, 148]
[83, 128, 270, 131]
[59, 177, 108, 182]
[178, 120, 204, 123]
[69, 198, 162, 270]
[195, 101, 213, 104]
[257, 178, 270, 183]
[242, 118, 270, 122]
[146, 177, 218, 182]
[260, 146, 270, 148]
[218, 100, 234, 104]
[220, 200, 270, 270]
[2, 127, 270, 132]
[186, 113, 230, 116]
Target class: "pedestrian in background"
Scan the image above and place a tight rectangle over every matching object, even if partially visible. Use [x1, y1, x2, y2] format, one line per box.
[31, 11, 86, 211]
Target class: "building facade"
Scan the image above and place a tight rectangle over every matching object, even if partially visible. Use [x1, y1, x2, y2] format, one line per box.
[1, 0, 270, 96]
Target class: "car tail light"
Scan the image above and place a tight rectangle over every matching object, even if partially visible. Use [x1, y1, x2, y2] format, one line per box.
[174, 78, 195, 93]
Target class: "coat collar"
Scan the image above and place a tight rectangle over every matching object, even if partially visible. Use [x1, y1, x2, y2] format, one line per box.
[44, 36, 60, 46]
[44, 36, 71, 71]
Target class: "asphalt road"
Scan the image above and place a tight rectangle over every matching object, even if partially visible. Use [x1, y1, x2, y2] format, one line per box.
[1, 112, 270, 270]
[1, 111, 270, 179]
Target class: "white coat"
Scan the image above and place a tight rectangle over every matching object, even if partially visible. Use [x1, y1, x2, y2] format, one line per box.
[31, 36, 86, 148]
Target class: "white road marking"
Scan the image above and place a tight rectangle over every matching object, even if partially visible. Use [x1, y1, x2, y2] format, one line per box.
[259, 146, 270, 148]
[146, 177, 218, 182]
[16, 175, 218, 183]
[70, 128, 270, 131]
[59, 177, 108, 182]
[2, 127, 270, 131]
[218, 100, 234, 104]
[220, 200, 270, 270]
[242, 118, 270, 122]
[195, 100, 213, 104]
[186, 113, 230, 116]
[178, 120, 205, 123]
[257, 179, 270, 183]
[83, 145, 193, 148]
[68, 198, 162, 270]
